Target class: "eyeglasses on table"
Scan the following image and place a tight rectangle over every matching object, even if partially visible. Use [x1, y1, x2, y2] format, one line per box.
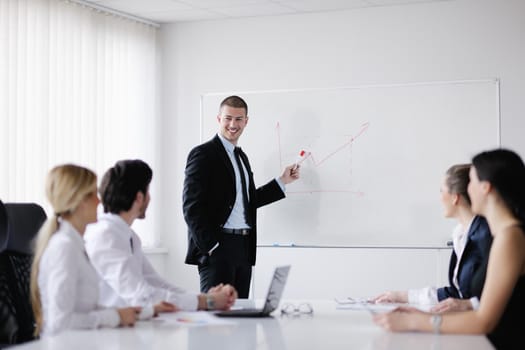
[280, 302, 314, 316]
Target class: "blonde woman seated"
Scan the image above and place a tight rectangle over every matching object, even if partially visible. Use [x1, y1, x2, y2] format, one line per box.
[373, 149, 525, 349]
[30, 164, 140, 336]
[372, 164, 492, 313]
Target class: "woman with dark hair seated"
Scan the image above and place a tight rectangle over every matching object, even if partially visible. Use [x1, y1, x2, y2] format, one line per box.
[374, 149, 525, 349]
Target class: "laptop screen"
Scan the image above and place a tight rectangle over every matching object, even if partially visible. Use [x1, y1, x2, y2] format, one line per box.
[261, 265, 291, 314]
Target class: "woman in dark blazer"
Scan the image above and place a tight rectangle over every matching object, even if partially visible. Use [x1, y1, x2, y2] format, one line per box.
[373, 164, 492, 312]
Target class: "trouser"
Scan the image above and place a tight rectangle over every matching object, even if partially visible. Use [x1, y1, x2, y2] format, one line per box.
[198, 234, 252, 298]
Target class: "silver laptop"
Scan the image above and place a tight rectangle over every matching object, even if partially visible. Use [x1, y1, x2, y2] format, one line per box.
[215, 265, 290, 317]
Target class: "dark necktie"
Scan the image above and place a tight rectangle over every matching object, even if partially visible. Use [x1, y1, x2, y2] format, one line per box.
[234, 147, 252, 226]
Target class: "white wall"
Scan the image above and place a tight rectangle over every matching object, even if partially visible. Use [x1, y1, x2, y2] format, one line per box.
[156, 0, 525, 298]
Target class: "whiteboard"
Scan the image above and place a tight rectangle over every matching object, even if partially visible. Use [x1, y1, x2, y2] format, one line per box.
[200, 80, 500, 247]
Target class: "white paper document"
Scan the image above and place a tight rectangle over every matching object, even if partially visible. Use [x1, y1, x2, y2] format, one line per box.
[154, 311, 236, 327]
[334, 297, 431, 313]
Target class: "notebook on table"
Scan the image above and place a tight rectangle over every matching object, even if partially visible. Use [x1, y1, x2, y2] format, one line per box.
[215, 265, 290, 318]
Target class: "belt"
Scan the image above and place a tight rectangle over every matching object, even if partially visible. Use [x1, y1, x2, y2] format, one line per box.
[221, 228, 251, 236]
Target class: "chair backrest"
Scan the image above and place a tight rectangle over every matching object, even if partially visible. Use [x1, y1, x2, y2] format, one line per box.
[1, 203, 47, 254]
[0, 201, 8, 252]
[0, 200, 46, 345]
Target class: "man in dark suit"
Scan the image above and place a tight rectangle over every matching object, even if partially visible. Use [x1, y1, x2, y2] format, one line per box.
[183, 95, 300, 298]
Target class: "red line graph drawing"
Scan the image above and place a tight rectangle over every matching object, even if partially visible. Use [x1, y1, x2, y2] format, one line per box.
[303, 122, 370, 168]
[275, 122, 370, 195]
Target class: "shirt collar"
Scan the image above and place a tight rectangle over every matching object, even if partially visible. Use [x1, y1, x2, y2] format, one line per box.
[217, 133, 236, 154]
[99, 212, 131, 231]
[58, 218, 86, 249]
[451, 216, 476, 252]
[465, 216, 475, 234]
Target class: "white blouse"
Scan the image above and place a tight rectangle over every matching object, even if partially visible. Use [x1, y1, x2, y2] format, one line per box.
[84, 213, 198, 313]
[38, 220, 120, 336]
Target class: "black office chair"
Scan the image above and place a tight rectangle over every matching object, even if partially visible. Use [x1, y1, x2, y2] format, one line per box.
[0, 200, 46, 346]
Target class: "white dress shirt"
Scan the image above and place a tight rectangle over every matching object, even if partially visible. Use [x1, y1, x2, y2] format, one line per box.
[38, 220, 120, 336]
[451, 219, 472, 297]
[84, 213, 198, 313]
[408, 218, 479, 309]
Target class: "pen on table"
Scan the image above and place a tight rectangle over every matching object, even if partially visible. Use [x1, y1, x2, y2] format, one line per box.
[346, 297, 370, 303]
[272, 242, 296, 247]
[292, 150, 306, 171]
[361, 302, 377, 314]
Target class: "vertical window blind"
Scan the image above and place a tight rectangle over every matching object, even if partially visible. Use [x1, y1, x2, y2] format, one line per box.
[0, 0, 160, 246]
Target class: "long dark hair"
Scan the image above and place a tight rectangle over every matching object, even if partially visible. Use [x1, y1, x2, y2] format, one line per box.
[472, 149, 525, 223]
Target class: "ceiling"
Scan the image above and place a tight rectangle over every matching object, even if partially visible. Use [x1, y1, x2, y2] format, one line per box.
[85, 0, 452, 24]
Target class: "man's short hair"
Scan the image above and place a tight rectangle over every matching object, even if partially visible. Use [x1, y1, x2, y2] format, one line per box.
[99, 159, 153, 214]
[219, 95, 248, 115]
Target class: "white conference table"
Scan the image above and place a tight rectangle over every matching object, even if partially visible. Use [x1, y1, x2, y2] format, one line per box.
[12, 301, 494, 350]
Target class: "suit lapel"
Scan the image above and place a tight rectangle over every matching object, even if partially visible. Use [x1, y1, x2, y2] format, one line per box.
[212, 135, 235, 184]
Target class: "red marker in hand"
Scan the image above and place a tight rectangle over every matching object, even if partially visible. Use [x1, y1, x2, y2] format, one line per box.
[293, 150, 306, 171]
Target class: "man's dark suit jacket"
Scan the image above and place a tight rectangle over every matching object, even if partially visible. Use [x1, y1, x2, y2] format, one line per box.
[183, 135, 285, 266]
[437, 215, 492, 301]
